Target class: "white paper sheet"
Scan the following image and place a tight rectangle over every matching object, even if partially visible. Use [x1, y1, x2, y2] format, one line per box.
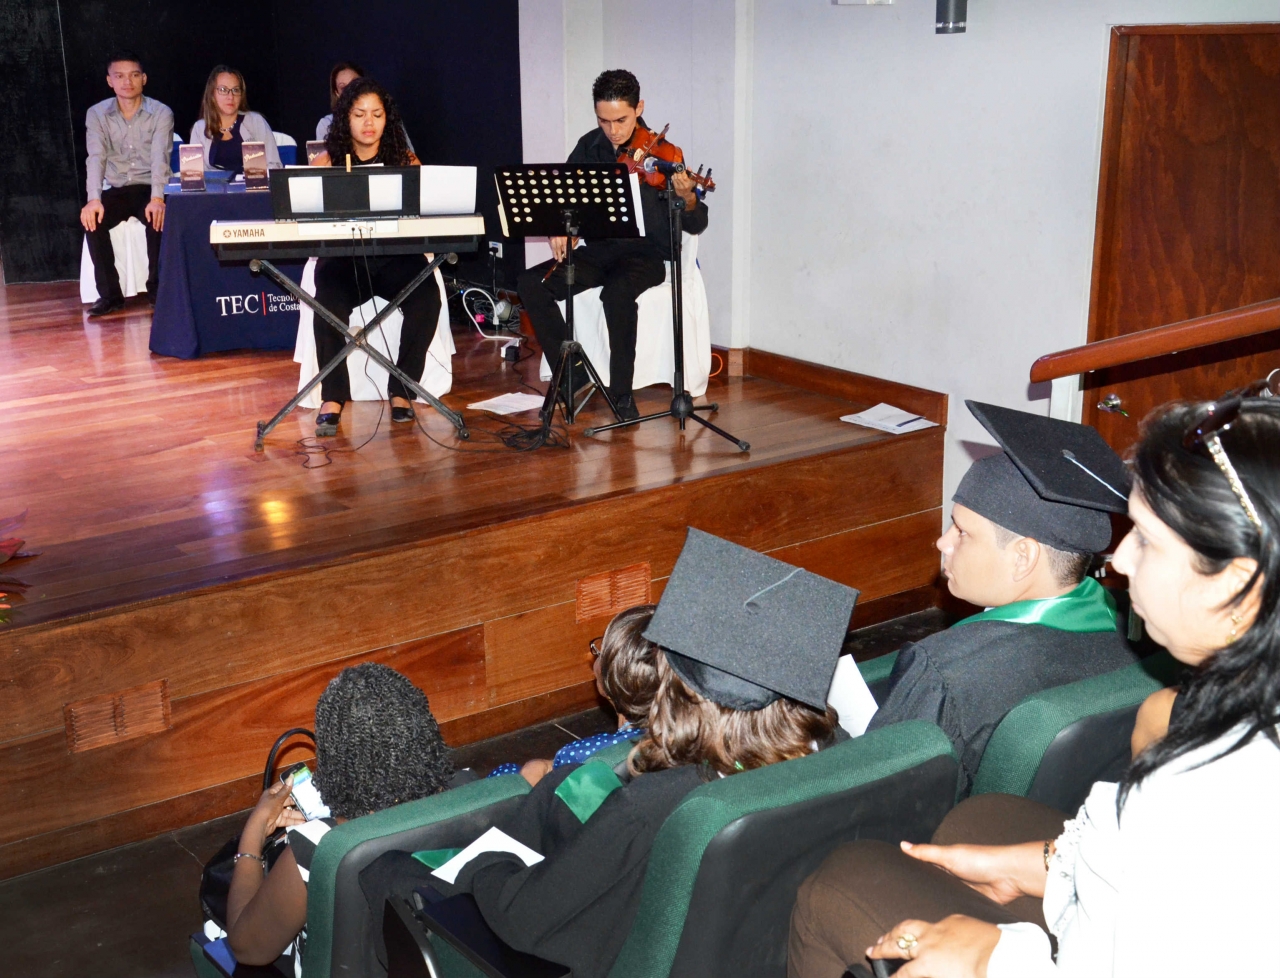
[367, 173, 403, 212]
[431, 826, 544, 885]
[466, 392, 546, 415]
[827, 654, 880, 737]
[420, 165, 477, 215]
[288, 175, 325, 214]
[840, 402, 938, 435]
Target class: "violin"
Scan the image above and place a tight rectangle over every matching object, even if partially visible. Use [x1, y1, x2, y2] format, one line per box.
[616, 123, 716, 197]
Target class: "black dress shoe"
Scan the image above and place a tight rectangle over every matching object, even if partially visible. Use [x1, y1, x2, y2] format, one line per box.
[613, 394, 640, 422]
[87, 297, 125, 317]
[391, 405, 415, 423]
[315, 410, 342, 437]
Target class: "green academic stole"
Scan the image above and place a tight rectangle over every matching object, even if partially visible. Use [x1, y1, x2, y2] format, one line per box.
[554, 762, 624, 823]
[953, 577, 1117, 633]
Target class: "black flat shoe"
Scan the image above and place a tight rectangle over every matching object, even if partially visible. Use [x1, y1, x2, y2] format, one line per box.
[613, 394, 640, 422]
[391, 404, 415, 423]
[87, 297, 125, 317]
[315, 410, 342, 437]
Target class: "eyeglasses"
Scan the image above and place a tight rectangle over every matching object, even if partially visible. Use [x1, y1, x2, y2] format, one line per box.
[215, 86, 243, 97]
[589, 637, 603, 659]
[1181, 372, 1276, 531]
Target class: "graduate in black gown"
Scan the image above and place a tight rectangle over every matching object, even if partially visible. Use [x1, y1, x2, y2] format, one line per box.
[865, 402, 1139, 793]
[363, 529, 856, 978]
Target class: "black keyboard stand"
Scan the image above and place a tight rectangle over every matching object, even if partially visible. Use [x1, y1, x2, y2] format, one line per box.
[247, 255, 469, 451]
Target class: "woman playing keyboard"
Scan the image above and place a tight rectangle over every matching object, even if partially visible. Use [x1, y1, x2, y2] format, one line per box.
[309, 78, 434, 436]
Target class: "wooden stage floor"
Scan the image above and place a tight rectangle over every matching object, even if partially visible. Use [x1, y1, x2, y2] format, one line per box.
[0, 280, 947, 877]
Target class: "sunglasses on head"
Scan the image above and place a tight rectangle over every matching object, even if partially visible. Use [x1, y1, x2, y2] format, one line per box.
[1181, 370, 1276, 531]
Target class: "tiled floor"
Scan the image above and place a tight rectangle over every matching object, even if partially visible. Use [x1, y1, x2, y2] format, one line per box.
[0, 610, 947, 978]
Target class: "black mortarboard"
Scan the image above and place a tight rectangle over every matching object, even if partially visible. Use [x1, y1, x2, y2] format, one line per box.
[643, 528, 858, 711]
[953, 401, 1130, 554]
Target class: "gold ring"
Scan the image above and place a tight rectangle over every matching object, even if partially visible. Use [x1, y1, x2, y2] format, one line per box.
[896, 933, 918, 954]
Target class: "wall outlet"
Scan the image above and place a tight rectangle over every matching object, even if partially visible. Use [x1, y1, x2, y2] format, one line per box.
[489, 241, 504, 259]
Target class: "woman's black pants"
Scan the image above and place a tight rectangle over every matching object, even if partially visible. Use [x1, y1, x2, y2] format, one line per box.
[312, 254, 442, 405]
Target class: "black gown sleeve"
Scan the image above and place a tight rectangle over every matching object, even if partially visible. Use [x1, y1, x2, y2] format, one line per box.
[865, 642, 950, 733]
[448, 765, 702, 978]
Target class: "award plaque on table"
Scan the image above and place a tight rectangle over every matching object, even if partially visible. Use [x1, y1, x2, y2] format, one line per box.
[242, 142, 269, 190]
[305, 140, 326, 165]
[179, 144, 206, 192]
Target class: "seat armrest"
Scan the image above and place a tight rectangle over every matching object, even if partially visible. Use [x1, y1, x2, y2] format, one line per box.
[400, 887, 569, 978]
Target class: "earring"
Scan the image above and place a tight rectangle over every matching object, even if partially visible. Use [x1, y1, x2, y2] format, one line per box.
[1228, 611, 1244, 643]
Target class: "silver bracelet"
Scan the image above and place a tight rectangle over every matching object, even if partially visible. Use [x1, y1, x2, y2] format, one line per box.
[234, 851, 265, 866]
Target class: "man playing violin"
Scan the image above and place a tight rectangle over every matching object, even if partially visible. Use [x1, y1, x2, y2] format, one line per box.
[517, 69, 709, 422]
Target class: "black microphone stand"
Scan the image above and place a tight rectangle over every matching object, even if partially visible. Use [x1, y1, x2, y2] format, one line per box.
[536, 208, 620, 429]
[584, 172, 748, 452]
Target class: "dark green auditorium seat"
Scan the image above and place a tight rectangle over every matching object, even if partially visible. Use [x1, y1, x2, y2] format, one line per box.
[190, 774, 531, 978]
[970, 653, 1177, 813]
[392, 720, 958, 978]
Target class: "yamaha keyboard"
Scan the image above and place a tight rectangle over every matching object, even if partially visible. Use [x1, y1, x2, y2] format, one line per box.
[209, 214, 486, 261]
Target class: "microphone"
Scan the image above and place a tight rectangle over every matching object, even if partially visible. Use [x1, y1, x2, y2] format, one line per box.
[642, 156, 685, 177]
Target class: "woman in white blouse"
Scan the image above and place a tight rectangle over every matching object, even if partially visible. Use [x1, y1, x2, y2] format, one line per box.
[188, 65, 281, 173]
[790, 394, 1280, 978]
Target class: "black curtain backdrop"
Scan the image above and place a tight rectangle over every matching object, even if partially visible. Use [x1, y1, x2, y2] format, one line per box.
[0, 0, 521, 284]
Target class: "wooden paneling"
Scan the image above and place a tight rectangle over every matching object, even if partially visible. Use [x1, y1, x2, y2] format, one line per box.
[0, 627, 484, 850]
[768, 510, 942, 605]
[64, 679, 171, 752]
[1083, 24, 1280, 449]
[0, 431, 943, 741]
[575, 562, 651, 622]
[744, 349, 948, 425]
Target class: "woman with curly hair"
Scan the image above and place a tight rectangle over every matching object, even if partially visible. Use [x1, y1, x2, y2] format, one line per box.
[225, 663, 454, 969]
[308, 77, 439, 438]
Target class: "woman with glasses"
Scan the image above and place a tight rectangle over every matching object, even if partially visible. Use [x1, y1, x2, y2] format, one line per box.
[488, 605, 659, 784]
[189, 66, 281, 174]
[788, 393, 1280, 978]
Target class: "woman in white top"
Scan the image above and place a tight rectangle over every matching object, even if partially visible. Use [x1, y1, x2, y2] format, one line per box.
[790, 393, 1280, 978]
[188, 65, 281, 173]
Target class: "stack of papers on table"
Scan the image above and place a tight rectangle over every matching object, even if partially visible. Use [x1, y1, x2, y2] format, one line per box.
[841, 403, 937, 435]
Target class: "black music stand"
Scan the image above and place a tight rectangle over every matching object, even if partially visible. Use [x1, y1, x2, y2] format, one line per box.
[583, 173, 748, 452]
[495, 163, 642, 429]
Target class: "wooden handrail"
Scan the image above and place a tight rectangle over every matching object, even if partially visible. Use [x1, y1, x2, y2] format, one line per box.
[1030, 297, 1280, 383]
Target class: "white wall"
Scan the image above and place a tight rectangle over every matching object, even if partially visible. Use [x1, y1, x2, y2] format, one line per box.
[747, 0, 1279, 507]
[520, 0, 1280, 511]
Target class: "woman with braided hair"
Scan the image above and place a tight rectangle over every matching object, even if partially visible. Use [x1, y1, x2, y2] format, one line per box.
[225, 663, 455, 970]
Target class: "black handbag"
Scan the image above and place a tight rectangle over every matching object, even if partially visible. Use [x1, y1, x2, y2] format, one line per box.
[199, 728, 316, 928]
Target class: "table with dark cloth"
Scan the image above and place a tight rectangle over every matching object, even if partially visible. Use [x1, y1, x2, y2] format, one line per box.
[151, 182, 303, 358]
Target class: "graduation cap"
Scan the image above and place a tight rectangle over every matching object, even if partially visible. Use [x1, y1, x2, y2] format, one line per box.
[953, 401, 1130, 554]
[643, 528, 858, 712]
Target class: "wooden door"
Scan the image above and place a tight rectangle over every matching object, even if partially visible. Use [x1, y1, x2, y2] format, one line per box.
[1084, 25, 1280, 450]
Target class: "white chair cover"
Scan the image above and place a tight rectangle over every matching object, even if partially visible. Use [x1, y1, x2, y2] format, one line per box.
[292, 257, 454, 409]
[79, 219, 150, 302]
[539, 232, 711, 398]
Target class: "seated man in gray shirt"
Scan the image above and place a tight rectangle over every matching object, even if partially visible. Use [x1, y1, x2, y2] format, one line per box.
[79, 51, 173, 317]
[864, 402, 1139, 795]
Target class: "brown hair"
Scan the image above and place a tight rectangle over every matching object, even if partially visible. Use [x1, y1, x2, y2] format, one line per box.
[201, 65, 248, 140]
[329, 61, 366, 110]
[628, 650, 838, 778]
[598, 605, 660, 725]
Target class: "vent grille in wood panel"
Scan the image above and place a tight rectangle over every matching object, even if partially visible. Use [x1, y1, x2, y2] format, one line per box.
[575, 562, 652, 623]
[64, 679, 171, 753]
